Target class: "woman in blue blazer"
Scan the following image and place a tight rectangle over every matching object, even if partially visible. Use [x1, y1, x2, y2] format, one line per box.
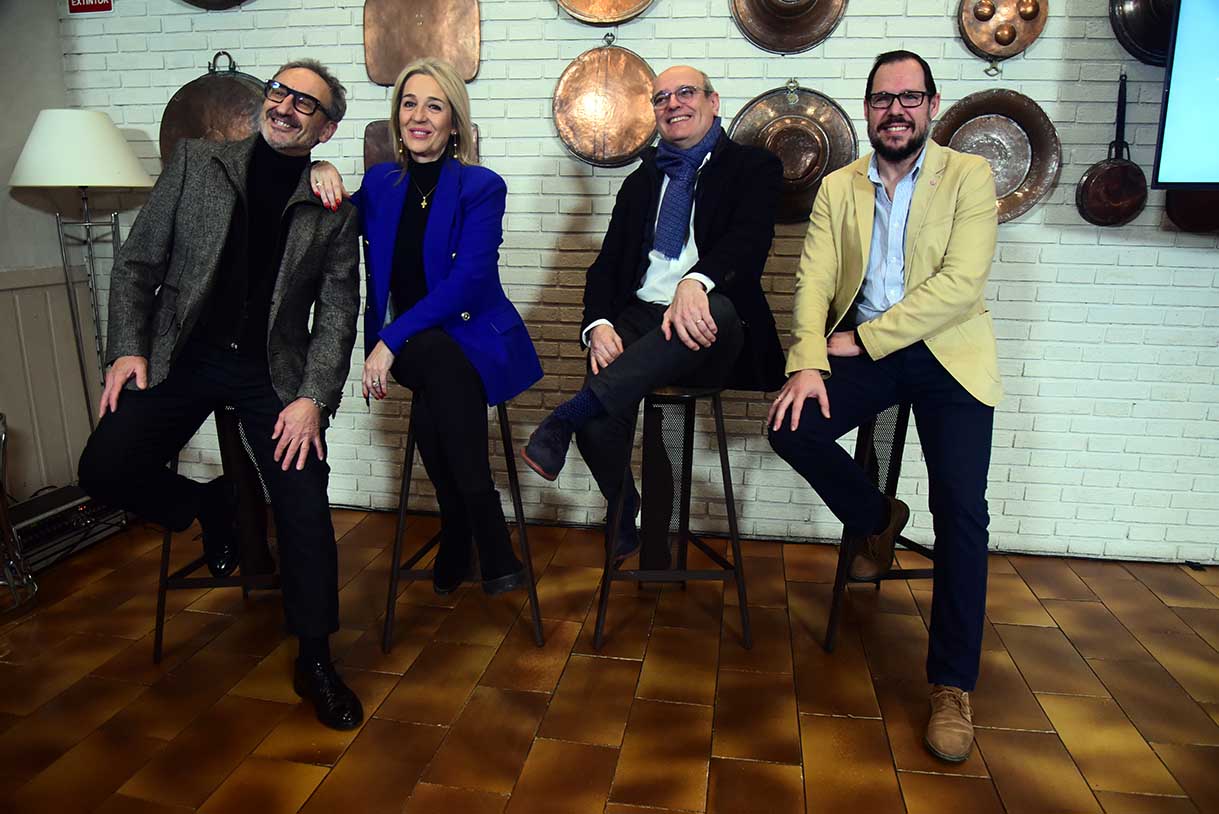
[312, 57, 542, 595]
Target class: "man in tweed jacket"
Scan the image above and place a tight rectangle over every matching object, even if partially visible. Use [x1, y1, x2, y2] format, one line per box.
[78, 59, 363, 730]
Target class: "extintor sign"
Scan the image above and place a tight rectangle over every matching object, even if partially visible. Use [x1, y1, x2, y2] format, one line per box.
[68, 0, 114, 13]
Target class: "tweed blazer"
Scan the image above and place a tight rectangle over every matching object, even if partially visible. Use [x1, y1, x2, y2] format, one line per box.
[105, 135, 360, 415]
[787, 139, 1003, 407]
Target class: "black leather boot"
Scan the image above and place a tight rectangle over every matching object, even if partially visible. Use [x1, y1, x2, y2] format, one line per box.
[293, 657, 364, 731]
[468, 491, 526, 596]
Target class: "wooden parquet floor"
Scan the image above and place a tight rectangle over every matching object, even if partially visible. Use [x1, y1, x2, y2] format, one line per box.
[1, 509, 1218, 813]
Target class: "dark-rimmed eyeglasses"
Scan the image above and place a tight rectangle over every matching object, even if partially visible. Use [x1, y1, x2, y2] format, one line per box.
[867, 90, 929, 110]
[264, 80, 329, 118]
[651, 85, 710, 109]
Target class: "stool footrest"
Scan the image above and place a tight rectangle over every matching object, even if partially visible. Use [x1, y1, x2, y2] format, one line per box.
[398, 531, 443, 572]
[610, 568, 735, 582]
[685, 534, 734, 571]
[166, 556, 279, 591]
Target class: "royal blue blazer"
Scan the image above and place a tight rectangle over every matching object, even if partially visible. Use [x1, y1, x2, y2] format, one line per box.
[354, 159, 542, 406]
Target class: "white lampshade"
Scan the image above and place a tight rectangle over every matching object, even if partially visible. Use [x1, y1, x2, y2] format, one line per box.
[9, 109, 154, 189]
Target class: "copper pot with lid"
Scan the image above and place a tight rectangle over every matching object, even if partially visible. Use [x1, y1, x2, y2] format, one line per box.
[1075, 72, 1147, 227]
[552, 39, 657, 167]
[158, 51, 264, 164]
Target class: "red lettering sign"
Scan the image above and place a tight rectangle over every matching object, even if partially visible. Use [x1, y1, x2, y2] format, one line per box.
[68, 0, 113, 13]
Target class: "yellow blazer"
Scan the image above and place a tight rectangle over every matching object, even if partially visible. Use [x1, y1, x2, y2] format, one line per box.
[786, 139, 1003, 407]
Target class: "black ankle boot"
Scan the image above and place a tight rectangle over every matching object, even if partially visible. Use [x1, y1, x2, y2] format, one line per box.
[198, 476, 239, 577]
[467, 491, 526, 596]
[433, 522, 474, 595]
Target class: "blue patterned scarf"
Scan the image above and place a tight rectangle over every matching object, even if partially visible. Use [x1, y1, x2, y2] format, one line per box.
[653, 118, 722, 259]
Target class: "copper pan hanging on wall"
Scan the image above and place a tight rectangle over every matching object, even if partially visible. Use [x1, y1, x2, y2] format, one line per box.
[958, 0, 1048, 72]
[730, 0, 848, 55]
[557, 0, 656, 25]
[181, 0, 249, 9]
[932, 88, 1061, 223]
[1165, 190, 1219, 233]
[1110, 0, 1175, 66]
[552, 38, 657, 168]
[728, 79, 857, 223]
[364, 0, 481, 84]
[158, 51, 264, 164]
[363, 120, 480, 170]
[1075, 72, 1146, 227]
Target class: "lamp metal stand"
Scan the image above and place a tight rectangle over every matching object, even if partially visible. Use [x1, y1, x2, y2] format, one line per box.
[55, 186, 124, 431]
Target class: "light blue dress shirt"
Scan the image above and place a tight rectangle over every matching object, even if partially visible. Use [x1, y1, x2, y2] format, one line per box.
[855, 146, 927, 324]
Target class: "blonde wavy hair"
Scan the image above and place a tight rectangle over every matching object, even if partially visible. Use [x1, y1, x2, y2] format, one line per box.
[388, 57, 477, 166]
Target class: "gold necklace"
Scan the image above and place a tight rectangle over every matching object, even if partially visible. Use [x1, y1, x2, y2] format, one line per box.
[411, 176, 439, 210]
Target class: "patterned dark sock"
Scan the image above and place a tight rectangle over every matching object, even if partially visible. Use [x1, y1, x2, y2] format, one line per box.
[299, 635, 331, 664]
[552, 388, 606, 431]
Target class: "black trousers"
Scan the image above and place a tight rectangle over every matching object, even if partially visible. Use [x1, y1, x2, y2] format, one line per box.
[576, 295, 744, 508]
[390, 328, 508, 572]
[768, 341, 994, 691]
[78, 339, 338, 638]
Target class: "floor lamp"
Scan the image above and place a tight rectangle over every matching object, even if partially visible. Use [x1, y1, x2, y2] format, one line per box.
[8, 109, 154, 429]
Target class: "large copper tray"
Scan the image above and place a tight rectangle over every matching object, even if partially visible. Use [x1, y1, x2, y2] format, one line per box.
[553, 45, 657, 168]
[158, 52, 263, 164]
[1110, 0, 1174, 66]
[364, 0, 480, 85]
[557, 0, 656, 24]
[932, 89, 1061, 223]
[730, 0, 848, 55]
[363, 120, 480, 170]
[728, 80, 857, 223]
[959, 0, 1048, 63]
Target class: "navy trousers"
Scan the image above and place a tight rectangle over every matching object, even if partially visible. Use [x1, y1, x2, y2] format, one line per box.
[768, 341, 993, 691]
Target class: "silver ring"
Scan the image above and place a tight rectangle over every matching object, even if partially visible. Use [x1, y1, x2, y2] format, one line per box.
[696, 319, 705, 324]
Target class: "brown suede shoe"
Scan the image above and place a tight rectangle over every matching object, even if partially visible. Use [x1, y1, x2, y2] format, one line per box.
[925, 684, 974, 762]
[848, 496, 910, 581]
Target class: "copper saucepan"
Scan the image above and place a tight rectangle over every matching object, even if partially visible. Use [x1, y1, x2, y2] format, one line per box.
[1075, 72, 1147, 227]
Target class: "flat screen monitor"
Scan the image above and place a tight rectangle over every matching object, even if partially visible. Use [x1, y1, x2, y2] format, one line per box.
[1152, 0, 1219, 188]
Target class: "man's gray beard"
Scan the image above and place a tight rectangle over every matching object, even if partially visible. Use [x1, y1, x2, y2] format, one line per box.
[870, 127, 928, 163]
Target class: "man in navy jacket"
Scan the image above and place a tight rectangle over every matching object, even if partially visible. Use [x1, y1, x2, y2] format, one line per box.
[524, 65, 785, 559]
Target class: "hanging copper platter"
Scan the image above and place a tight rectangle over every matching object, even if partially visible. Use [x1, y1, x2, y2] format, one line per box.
[1165, 189, 1219, 233]
[932, 89, 1061, 223]
[557, 0, 656, 24]
[364, 0, 481, 85]
[363, 120, 480, 170]
[728, 80, 857, 224]
[158, 51, 264, 164]
[958, 0, 1048, 63]
[553, 45, 657, 168]
[730, 0, 848, 55]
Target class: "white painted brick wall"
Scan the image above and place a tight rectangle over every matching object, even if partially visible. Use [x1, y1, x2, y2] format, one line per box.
[55, 0, 1218, 562]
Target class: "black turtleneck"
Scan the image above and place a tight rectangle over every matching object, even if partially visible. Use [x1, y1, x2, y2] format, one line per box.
[389, 156, 444, 318]
[196, 136, 308, 358]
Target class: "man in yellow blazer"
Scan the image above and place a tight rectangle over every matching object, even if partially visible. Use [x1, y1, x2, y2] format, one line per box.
[768, 50, 999, 764]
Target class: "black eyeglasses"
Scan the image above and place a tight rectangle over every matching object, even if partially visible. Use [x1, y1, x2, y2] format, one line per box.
[867, 90, 930, 110]
[264, 80, 329, 118]
[651, 85, 710, 109]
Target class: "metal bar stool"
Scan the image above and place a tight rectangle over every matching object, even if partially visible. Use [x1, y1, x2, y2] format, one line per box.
[382, 402, 544, 653]
[592, 387, 750, 650]
[154, 407, 278, 662]
[823, 402, 935, 652]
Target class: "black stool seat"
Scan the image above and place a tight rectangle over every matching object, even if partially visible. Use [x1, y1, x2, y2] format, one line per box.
[592, 387, 751, 650]
[382, 402, 544, 652]
[823, 402, 935, 652]
[154, 407, 278, 663]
